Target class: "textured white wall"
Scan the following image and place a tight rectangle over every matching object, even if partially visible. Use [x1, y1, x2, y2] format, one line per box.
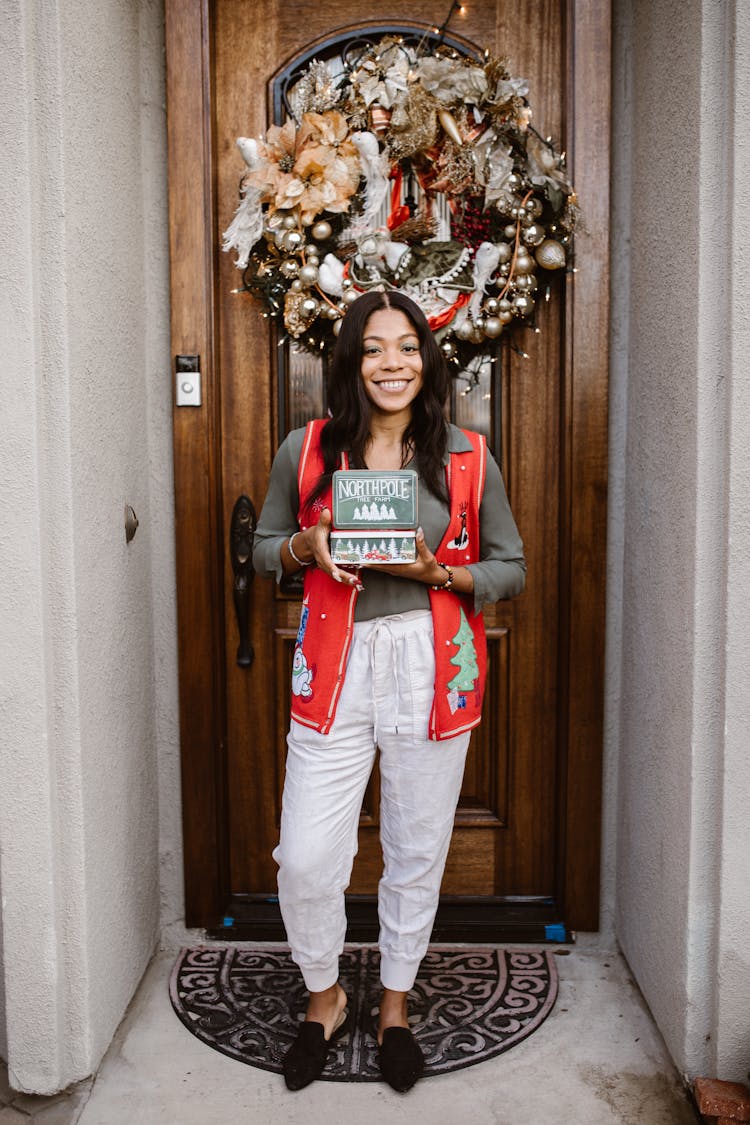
[0, 0, 175, 1093]
[611, 0, 749, 1082]
[716, 0, 750, 1081]
[0, 866, 6, 1062]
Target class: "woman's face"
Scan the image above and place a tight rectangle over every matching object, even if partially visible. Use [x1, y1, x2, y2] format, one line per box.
[359, 307, 424, 418]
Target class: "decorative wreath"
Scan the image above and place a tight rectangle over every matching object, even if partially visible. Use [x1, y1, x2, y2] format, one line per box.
[224, 32, 579, 375]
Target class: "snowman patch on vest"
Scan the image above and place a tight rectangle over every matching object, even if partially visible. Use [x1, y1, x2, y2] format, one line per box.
[292, 647, 314, 699]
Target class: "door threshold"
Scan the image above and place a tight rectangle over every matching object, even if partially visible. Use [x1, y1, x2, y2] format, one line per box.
[206, 895, 572, 944]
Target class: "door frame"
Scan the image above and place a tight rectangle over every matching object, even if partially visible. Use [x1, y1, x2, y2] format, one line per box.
[164, 0, 611, 933]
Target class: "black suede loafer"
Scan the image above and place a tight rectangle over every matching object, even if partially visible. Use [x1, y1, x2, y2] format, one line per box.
[378, 1025, 425, 1092]
[282, 1009, 349, 1091]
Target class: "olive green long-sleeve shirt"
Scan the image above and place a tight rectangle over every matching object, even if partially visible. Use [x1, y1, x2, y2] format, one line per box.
[252, 424, 526, 621]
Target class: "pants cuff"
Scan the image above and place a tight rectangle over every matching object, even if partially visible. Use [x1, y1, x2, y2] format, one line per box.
[296, 960, 340, 993]
[380, 954, 420, 992]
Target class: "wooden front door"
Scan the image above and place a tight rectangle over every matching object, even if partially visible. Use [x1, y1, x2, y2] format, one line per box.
[165, 0, 610, 939]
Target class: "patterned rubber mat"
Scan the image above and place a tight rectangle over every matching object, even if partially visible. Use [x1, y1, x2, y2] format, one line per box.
[169, 945, 558, 1081]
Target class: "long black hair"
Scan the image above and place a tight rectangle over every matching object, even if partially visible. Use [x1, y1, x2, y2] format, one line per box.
[306, 290, 450, 511]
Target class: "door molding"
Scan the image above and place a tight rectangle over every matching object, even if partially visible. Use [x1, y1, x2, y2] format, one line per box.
[165, 0, 610, 932]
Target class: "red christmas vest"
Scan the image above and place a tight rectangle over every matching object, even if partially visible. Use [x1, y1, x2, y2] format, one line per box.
[290, 419, 487, 740]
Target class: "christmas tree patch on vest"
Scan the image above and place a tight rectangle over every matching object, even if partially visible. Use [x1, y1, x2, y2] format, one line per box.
[446, 607, 479, 714]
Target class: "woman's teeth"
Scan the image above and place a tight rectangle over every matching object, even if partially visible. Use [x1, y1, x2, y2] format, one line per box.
[378, 380, 408, 390]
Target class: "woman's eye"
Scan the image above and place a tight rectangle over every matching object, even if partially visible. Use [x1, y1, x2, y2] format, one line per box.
[402, 344, 418, 353]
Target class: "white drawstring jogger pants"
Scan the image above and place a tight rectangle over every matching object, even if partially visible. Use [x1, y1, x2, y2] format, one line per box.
[273, 609, 471, 993]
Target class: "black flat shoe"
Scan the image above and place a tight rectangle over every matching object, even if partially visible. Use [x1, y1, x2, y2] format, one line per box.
[378, 1025, 425, 1092]
[282, 1007, 349, 1091]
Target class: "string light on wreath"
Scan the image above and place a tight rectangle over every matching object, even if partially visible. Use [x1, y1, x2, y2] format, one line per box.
[223, 28, 579, 377]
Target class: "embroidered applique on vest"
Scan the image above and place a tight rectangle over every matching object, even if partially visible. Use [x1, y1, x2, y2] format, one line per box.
[290, 419, 487, 740]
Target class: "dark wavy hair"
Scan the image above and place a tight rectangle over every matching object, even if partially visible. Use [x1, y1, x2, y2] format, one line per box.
[306, 290, 450, 511]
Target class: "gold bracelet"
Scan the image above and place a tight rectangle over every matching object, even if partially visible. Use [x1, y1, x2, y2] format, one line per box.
[431, 563, 454, 591]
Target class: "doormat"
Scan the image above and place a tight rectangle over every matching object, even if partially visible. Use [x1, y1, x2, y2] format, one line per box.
[169, 946, 558, 1081]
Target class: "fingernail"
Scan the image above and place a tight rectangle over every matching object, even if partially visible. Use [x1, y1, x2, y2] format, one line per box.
[417, 526, 424, 537]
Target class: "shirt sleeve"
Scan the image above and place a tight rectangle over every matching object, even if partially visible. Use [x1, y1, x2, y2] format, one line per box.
[466, 449, 526, 612]
[251, 430, 304, 584]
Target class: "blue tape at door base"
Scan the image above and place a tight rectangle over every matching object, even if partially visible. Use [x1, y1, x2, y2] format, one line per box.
[544, 923, 567, 942]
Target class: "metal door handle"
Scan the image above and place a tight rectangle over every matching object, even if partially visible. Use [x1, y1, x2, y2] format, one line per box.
[230, 494, 257, 667]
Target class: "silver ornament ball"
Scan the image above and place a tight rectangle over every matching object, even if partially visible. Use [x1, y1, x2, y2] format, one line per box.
[299, 264, 319, 286]
[311, 220, 333, 242]
[513, 294, 535, 317]
[280, 259, 299, 278]
[484, 316, 503, 338]
[283, 230, 304, 253]
[522, 223, 545, 247]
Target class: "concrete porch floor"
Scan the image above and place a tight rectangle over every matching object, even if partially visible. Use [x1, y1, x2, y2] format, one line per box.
[1, 938, 700, 1125]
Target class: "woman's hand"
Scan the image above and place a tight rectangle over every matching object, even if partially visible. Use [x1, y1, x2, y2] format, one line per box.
[284, 509, 363, 589]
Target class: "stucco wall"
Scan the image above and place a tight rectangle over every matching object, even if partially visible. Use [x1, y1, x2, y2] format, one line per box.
[0, 0, 174, 1093]
[0, 868, 6, 1062]
[716, 0, 750, 1081]
[611, 0, 750, 1082]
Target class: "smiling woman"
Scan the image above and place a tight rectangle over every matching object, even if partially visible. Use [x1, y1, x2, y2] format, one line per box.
[360, 307, 424, 425]
[251, 289, 526, 1093]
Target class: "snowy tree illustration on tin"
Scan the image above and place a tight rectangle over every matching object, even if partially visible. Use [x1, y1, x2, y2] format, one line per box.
[447, 608, 479, 690]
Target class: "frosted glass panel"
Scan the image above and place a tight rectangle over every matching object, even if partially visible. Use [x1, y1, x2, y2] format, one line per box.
[286, 343, 325, 432]
[451, 357, 494, 443]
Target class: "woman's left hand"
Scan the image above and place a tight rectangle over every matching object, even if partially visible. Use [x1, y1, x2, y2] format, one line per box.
[361, 527, 447, 587]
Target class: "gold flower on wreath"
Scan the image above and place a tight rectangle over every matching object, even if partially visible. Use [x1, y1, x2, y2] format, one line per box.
[248, 111, 361, 227]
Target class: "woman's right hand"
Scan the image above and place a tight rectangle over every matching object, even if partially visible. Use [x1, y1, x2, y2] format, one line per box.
[286, 509, 363, 589]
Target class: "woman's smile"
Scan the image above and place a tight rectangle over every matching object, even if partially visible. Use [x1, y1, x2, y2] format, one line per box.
[374, 378, 411, 392]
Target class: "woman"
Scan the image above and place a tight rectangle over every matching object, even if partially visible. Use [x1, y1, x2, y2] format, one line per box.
[253, 290, 526, 1092]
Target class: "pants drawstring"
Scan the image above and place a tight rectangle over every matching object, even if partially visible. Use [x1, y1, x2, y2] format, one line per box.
[367, 617, 402, 739]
